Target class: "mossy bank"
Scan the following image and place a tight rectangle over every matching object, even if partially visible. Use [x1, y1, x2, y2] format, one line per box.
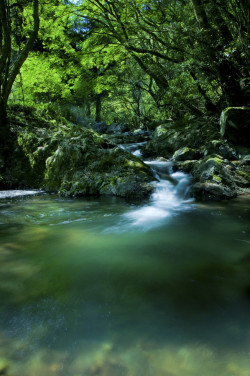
[0, 106, 155, 199]
[141, 112, 250, 201]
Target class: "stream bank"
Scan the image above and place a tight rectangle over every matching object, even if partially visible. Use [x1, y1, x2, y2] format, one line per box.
[1, 105, 250, 201]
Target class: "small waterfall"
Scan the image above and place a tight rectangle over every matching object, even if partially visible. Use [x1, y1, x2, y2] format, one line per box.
[119, 142, 147, 158]
[121, 143, 193, 230]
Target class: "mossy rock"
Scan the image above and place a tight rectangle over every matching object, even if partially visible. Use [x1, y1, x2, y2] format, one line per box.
[142, 118, 219, 159]
[100, 176, 154, 198]
[191, 182, 237, 201]
[204, 139, 238, 160]
[220, 107, 250, 147]
[189, 154, 250, 200]
[43, 135, 155, 198]
[172, 147, 201, 161]
[192, 155, 236, 187]
[4, 106, 155, 199]
[141, 133, 173, 159]
[234, 166, 250, 187]
[172, 160, 198, 173]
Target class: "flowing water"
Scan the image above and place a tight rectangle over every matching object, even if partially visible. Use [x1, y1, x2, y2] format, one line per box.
[0, 143, 250, 376]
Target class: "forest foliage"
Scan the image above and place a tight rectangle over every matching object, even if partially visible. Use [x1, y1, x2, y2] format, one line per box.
[1, 0, 249, 131]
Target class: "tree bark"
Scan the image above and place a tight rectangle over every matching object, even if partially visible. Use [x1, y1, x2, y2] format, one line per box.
[0, 0, 39, 130]
[95, 94, 102, 122]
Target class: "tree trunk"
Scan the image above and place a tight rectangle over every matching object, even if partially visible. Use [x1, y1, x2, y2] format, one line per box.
[190, 71, 218, 114]
[86, 102, 91, 117]
[0, 99, 10, 162]
[0, 0, 39, 170]
[95, 94, 102, 122]
[0, 0, 39, 130]
[191, 0, 247, 107]
[0, 99, 7, 129]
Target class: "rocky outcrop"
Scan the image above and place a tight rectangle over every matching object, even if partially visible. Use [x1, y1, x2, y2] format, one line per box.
[204, 139, 238, 160]
[141, 119, 220, 159]
[142, 117, 250, 201]
[2, 108, 155, 198]
[220, 107, 250, 147]
[174, 154, 250, 200]
[91, 121, 152, 144]
[3, 105, 250, 202]
[190, 155, 238, 200]
[191, 181, 237, 201]
[45, 135, 155, 198]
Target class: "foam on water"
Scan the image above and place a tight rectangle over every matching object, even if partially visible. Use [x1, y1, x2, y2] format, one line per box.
[124, 172, 192, 230]
[117, 144, 194, 231]
[0, 190, 44, 199]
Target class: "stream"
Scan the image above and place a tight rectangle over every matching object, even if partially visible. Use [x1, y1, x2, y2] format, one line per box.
[0, 143, 250, 376]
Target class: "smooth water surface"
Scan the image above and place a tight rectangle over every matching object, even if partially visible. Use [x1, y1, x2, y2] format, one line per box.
[1, 190, 250, 376]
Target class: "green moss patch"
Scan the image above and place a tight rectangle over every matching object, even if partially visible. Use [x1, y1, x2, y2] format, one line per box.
[4, 106, 155, 198]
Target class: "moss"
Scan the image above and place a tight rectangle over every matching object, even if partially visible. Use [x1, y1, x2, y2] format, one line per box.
[41, 128, 155, 198]
[238, 170, 250, 182]
[212, 175, 222, 183]
[2, 105, 156, 198]
[204, 155, 224, 164]
[90, 155, 117, 172]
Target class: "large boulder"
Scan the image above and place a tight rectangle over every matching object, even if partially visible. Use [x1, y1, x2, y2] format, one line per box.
[204, 139, 238, 160]
[191, 182, 237, 201]
[3, 108, 155, 198]
[189, 155, 250, 200]
[220, 107, 250, 147]
[192, 155, 237, 187]
[141, 133, 173, 159]
[141, 119, 219, 159]
[45, 136, 155, 198]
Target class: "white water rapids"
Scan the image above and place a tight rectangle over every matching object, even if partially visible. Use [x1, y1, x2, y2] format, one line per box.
[118, 142, 194, 231]
[0, 189, 43, 199]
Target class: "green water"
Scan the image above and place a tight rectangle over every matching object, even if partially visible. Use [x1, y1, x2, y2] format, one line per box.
[0, 193, 250, 376]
